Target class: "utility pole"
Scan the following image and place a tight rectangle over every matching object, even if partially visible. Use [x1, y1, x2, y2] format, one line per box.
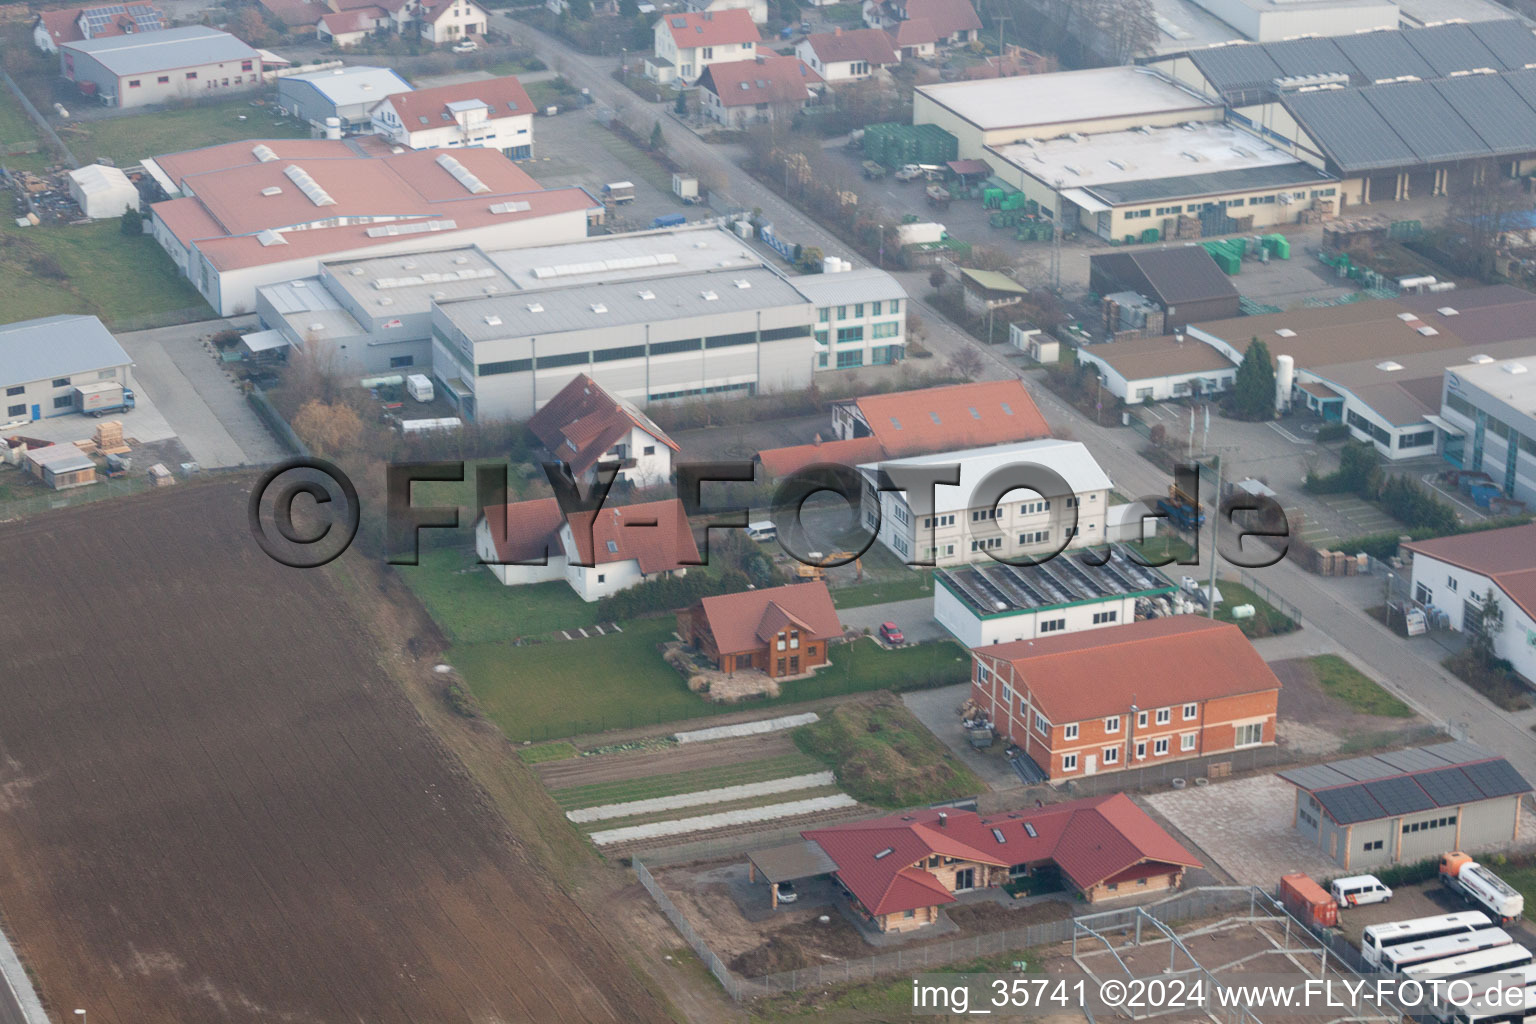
[1206, 458, 1222, 619]
[1050, 178, 1063, 290]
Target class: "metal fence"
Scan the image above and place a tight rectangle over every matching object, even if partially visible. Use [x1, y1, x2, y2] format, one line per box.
[1236, 570, 1304, 627]
[634, 858, 744, 1001]
[0, 473, 156, 523]
[247, 387, 309, 457]
[0, 66, 76, 168]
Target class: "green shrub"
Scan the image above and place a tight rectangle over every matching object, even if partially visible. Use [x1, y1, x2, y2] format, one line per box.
[1316, 422, 1349, 442]
[594, 568, 751, 620]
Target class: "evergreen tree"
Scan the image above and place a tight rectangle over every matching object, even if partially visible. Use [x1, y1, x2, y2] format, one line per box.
[119, 208, 143, 236]
[674, 89, 688, 116]
[1230, 337, 1278, 420]
[650, 120, 664, 150]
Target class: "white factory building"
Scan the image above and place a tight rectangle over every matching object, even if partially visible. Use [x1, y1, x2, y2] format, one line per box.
[0, 315, 133, 424]
[933, 545, 1179, 648]
[1439, 356, 1536, 507]
[858, 438, 1114, 568]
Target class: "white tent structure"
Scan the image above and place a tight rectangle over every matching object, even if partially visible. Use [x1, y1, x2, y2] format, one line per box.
[67, 164, 138, 219]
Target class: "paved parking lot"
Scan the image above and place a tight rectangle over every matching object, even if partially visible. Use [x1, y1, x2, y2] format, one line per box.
[529, 110, 702, 232]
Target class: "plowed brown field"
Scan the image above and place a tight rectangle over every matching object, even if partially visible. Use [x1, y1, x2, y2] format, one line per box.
[0, 479, 670, 1024]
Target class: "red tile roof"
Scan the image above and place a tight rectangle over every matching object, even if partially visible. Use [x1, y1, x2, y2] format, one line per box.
[699, 54, 822, 107]
[528, 375, 679, 478]
[565, 498, 701, 572]
[804, 795, 1200, 916]
[257, 0, 334, 28]
[694, 581, 841, 654]
[418, 0, 481, 23]
[1404, 523, 1536, 619]
[979, 617, 1282, 723]
[887, 17, 938, 47]
[37, 2, 162, 45]
[383, 75, 533, 128]
[850, 379, 1052, 456]
[901, 0, 979, 37]
[318, 7, 384, 34]
[661, 8, 760, 47]
[756, 435, 886, 478]
[804, 27, 897, 65]
[481, 497, 565, 563]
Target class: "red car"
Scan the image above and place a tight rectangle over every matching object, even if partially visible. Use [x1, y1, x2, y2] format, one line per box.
[879, 622, 904, 645]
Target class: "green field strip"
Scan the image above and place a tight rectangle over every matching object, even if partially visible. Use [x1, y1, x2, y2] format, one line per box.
[552, 752, 823, 810]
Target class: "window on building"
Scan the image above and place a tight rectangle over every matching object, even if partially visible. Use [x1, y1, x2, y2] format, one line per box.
[1234, 722, 1263, 747]
[241, 59, 253, 71]
[836, 350, 864, 369]
[157, 75, 168, 83]
[186, 71, 197, 79]
[1091, 610, 1117, 624]
[818, 307, 829, 322]
[701, 46, 713, 58]
[1155, 708, 1170, 725]
[1001, 684, 1012, 704]
[1153, 737, 1169, 755]
[872, 321, 900, 339]
[1365, 840, 1384, 851]
[870, 301, 882, 315]
[597, 573, 605, 583]
[1064, 723, 1078, 740]
[1038, 618, 1065, 633]
[1183, 703, 1197, 720]
[1181, 733, 1196, 751]
[1135, 740, 1147, 759]
[1105, 716, 1120, 732]
[128, 79, 141, 88]
[1062, 753, 1078, 772]
[1414, 582, 1433, 606]
[836, 326, 864, 344]
[51, 378, 70, 387]
[52, 395, 73, 410]
[4, 386, 21, 396]
[389, 356, 414, 368]
[643, 445, 655, 456]
[1137, 711, 1148, 728]
[1103, 746, 1119, 764]
[6, 404, 24, 418]
[1447, 576, 1459, 592]
[1034, 711, 1049, 735]
[851, 303, 864, 318]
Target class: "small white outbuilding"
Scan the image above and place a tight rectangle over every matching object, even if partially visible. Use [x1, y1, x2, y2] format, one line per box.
[67, 164, 139, 220]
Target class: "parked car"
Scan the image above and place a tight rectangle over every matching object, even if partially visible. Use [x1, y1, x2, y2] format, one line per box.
[777, 881, 798, 903]
[1329, 875, 1392, 908]
[451, 40, 479, 53]
[879, 622, 904, 645]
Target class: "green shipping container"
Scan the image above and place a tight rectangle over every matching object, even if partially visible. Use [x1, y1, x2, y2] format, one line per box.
[1141, 228, 1160, 244]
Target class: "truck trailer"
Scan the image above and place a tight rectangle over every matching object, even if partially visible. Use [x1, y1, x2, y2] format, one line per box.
[73, 381, 135, 417]
[1442, 852, 1524, 925]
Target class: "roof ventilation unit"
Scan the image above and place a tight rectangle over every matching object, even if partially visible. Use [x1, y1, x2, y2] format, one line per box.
[1505, 362, 1528, 375]
[282, 165, 336, 207]
[701, 289, 718, 300]
[435, 153, 491, 194]
[1438, 306, 1460, 316]
[489, 200, 531, 214]
[349, 267, 365, 276]
[484, 315, 502, 326]
[260, 185, 282, 196]
[591, 303, 608, 313]
[1469, 354, 1494, 364]
[638, 289, 655, 300]
[252, 143, 278, 163]
[1417, 326, 1438, 336]
[1275, 328, 1296, 338]
[454, 255, 470, 265]
[1376, 361, 1404, 372]
[735, 279, 751, 288]
[526, 302, 544, 313]
[257, 229, 286, 246]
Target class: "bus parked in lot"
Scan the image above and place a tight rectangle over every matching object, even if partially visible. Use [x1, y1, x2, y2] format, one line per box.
[1382, 928, 1512, 975]
[1364, 912, 1495, 966]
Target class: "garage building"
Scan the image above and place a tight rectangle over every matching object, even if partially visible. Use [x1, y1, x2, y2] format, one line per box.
[61, 26, 262, 108]
[1280, 742, 1531, 869]
[276, 65, 412, 134]
[67, 163, 139, 219]
[0, 314, 133, 424]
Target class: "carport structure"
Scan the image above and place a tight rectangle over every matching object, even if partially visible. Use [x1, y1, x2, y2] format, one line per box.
[747, 840, 838, 909]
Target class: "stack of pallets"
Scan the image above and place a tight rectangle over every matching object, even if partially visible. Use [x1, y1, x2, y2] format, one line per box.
[93, 420, 130, 456]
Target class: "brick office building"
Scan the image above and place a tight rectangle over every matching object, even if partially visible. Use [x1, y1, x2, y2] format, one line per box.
[971, 616, 1281, 782]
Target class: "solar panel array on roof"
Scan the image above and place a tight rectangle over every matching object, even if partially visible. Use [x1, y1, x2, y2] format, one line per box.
[1280, 742, 1532, 825]
[81, 3, 164, 34]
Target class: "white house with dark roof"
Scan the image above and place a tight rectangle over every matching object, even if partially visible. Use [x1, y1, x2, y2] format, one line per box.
[0, 315, 133, 424]
[527, 374, 680, 488]
[1404, 522, 1536, 684]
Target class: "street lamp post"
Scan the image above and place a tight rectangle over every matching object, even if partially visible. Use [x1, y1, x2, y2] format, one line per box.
[1128, 701, 1138, 767]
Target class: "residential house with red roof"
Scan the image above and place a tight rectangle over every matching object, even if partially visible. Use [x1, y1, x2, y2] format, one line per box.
[476, 497, 700, 600]
[864, 0, 979, 57]
[373, 75, 534, 159]
[316, 7, 392, 46]
[678, 581, 841, 679]
[528, 374, 679, 489]
[1404, 522, 1536, 684]
[972, 616, 1281, 783]
[795, 27, 897, 84]
[413, 0, 488, 44]
[792, 796, 1200, 932]
[697, 54, 823, 128]
[646, 9, 759, 85]
[34, 1, 164, 53]
[141, 137, 594, 315]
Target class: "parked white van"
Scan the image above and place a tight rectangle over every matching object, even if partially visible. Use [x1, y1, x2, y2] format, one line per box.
[746, 521, 777, 542]
[1331, 875, 1393, 907]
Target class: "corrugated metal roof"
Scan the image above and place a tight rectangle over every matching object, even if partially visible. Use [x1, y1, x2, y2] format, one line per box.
[443, 265, 808, 341]
[1361, 80, 1489, 163]
[1431, 75, 1536, 152]
[789, 267, 906, 307]
[1264, 37, 1350, 80]
[1083, 162, 1334, 206]
[1402, 22, 1502, 78]
[0, 315, 131, 388]
[1467, 19, 1536, 72]
[1281, 88, 1420, 171]
[278, 66, 412, 108]
[63, 25, 257, 75]
[1189, 43, 1282, 96]
[1333, 30, 1438, 83]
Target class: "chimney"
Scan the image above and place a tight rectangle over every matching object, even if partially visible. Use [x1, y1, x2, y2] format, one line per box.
[938, 811, 948, 828]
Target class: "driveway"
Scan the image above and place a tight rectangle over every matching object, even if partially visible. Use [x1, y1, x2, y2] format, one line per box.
[836, 597, 944, 643]
[902, 682, 1025, 793]
[115, 318, 286, 468]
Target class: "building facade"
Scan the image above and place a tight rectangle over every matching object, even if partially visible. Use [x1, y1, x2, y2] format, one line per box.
[0, 315, 133, 424]
[372, 76, 534, 158]
[415, 0, 488, 42]
[527, 373, 679, 488]
[678, 581, 841, 678]
[795, 28, 897, 84]
[1439, 358, 1536, 507]
[1280, 743, 1530, 869]
[696, 55, 821, 127]
[1404, 523, 1536, 684]
[276, 66, 411, 133]
[62, 26, 261, 108]
[859, 439, 1112, 568]
[646, 9, 758, 84]
[971, 616, 1281, 782]
[429, 265, 815, 422]
[791, 267, 907, 370]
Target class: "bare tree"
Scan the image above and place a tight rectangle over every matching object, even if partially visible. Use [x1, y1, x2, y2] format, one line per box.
[1448, 159, 1528, 282]
[947, 346, 986, 380]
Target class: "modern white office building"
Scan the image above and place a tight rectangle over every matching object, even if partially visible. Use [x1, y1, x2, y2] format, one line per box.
[1439, 357, 1536, 506]
[790, 267, 908, 371]
[858, 438, 1114, 568]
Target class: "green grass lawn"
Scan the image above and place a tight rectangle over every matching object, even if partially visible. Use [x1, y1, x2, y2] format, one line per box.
[820, 2, 865, 22]
[64, 97, 310, 169]
[0, 218, 208, 324]
[830, 571, 933, 608]
[1497, 861, 1536, 915]
[516, 740, 579, 764]
[794, 695, 986, 807]
[550, 751, 825, 810]
[1308, 654, 1412, 718]
[396, 547, 603, 643]
[1216, 579, 1300, 638]
[0, 86, 50, 174]
[456, 624, 971, 742]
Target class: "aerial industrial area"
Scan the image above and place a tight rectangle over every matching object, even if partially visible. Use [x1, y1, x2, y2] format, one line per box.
[14, 0, 1536, 1020]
